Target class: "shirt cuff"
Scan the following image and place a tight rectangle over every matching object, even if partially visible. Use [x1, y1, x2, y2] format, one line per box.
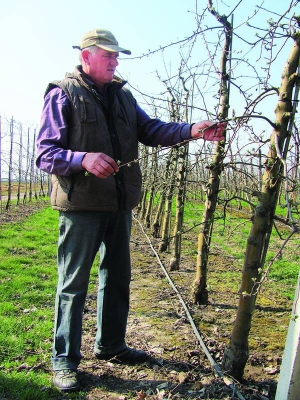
[71, 152, 87, 173]
[180, 124, 192, 141]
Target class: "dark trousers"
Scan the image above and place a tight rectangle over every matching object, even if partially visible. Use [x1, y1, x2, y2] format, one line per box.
[52, 210, 132, 371]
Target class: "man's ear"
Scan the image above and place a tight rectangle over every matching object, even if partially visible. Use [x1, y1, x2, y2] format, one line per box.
[81, 49, 90, 65]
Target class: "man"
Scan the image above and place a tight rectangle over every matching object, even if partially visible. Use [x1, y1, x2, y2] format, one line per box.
[36, 28, 226, 392]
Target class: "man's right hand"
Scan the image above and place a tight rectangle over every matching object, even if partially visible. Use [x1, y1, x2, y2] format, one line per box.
[81, 152, 119, 179]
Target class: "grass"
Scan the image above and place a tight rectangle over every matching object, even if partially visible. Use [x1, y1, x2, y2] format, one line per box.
[168, 198, 299, 358]
[0, 206, 91, 399]
[181, 197, 299, 300]
[0, 207, 56, 398]
[0, 200, 298, 399]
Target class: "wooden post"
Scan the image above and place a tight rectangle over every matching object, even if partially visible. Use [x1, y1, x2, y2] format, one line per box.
[275, 272, 300, 400]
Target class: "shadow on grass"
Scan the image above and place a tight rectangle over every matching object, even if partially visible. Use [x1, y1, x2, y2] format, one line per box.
[0, 371, 59, 400]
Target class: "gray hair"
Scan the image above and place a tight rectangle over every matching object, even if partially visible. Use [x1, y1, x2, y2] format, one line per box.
[79, 45, 99, 64]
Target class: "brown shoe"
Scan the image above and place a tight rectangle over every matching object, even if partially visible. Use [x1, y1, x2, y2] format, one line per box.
[95, 347, 149, 363]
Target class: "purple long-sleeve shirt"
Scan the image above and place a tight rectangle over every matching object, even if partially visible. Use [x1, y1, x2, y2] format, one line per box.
[36, 87, 192, 176]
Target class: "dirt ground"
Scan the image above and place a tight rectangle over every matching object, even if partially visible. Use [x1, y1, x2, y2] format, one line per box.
[0, 204, 291, 399]
[77, 218, 290, 400]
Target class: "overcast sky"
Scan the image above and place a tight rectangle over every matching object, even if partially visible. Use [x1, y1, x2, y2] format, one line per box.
[0, 0, 298, 127]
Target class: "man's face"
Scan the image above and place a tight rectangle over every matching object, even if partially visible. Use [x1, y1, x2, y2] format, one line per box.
[84, 47, 119, 87]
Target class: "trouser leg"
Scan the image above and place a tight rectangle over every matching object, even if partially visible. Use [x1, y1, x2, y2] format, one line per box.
[94, 210, 132, 355]
[52, 211, 104, 371]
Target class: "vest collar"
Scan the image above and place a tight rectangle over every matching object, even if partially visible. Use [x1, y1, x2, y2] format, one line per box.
[71, 65, 127, 95]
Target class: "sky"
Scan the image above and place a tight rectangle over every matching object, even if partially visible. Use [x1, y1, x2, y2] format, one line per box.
[0, 0, 299, 129]
[0, 0, 196, 125]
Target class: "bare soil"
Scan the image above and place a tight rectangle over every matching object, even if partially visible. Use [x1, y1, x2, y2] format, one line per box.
[0, 204, 292, 399]
[77, 221, 291, 400]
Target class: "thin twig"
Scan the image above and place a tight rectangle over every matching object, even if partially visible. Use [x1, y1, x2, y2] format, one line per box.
[118, 123, 220, 169]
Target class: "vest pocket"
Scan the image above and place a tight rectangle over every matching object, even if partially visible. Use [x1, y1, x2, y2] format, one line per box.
[118, 109, 130, 128]
[79, 96, 97, 122]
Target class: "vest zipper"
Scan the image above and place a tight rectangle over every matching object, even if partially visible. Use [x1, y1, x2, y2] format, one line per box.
[67, 176, 77, 202]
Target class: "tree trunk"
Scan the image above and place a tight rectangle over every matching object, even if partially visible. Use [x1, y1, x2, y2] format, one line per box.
[159, 148, 178, 252]
[144, 148, 158, 228]
[6, 117, 14, 210]
[138, 146, 150, 219]
[23, 127, 30, 204]
[17, 122, 23, 206]
[169, 143, 189, 270]
[192, 5, 231, 304]
[170, 76, 190, 270]
[29, 128, 36, 202]
[222, 30, 300, 381]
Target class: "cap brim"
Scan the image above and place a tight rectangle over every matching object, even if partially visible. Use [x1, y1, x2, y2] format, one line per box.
[95, 44, 131, 55]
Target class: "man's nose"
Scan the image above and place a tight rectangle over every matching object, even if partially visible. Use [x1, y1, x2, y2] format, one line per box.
[110, 58, 119, 67]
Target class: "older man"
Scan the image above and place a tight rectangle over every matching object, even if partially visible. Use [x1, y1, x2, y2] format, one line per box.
[36, 28, 225, 392]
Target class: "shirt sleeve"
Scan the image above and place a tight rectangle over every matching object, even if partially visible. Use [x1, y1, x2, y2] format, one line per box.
[36, 88, 86, 176]
[136, 103, 192, 147]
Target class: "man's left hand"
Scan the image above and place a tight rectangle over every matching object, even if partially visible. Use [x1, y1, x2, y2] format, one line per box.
[191, 120, 226, 141]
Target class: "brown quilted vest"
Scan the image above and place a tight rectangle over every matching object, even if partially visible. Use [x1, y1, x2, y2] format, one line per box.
[46, 67, 142, 211]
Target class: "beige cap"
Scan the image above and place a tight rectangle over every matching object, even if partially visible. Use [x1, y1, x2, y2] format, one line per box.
[78, 29, 131, 55]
